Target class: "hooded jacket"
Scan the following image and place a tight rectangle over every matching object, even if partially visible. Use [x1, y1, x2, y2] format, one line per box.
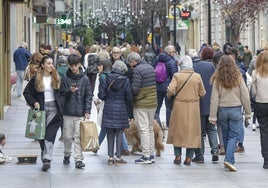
[153, 53, 178, 92]
[61, 67, 93, 116]
[98, 70, 133, 129]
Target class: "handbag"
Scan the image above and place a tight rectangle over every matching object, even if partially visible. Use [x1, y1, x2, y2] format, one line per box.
[80, 120, 99, 152]
[25, 109, 46, 139]
[167, 72, 194, 109]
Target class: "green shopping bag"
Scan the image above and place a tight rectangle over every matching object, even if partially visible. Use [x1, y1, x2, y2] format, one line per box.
[25, 109, 46, 139]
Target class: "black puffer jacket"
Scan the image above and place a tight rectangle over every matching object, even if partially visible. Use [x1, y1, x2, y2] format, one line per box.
[98, 70, 133, 129]
[61, 67, 93, 116]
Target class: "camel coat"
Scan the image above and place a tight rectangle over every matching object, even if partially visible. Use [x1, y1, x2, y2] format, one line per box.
[166, 69, 206, 148]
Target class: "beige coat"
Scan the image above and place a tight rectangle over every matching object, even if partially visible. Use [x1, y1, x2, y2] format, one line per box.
[166, 70, 206, 148]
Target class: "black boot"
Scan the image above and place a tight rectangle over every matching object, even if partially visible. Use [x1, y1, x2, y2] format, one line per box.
[263, 157, 268, 169]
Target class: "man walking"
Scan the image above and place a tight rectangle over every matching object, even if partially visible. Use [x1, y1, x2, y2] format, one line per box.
[187, 48, 219, 163]
[127, 52, 157, 164]
[152, 45, 178, 128]
[13, 42, 31, 97]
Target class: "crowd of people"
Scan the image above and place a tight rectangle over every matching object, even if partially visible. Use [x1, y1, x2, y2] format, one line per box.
[7, 40, 268, 172]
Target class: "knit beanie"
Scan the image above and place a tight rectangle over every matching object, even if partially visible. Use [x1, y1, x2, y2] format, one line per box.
[57, 55, 68, 65]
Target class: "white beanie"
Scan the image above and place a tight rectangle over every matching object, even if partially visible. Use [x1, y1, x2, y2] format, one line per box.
[180, 55, 193, 70]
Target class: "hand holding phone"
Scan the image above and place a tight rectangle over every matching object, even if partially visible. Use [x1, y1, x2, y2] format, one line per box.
[71, 83, 77, 88]
[70, 83, 78, 93]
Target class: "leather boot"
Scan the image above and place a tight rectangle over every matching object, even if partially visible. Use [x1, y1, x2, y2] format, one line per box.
[173, 155, 181, 165]
[184, 157, 192, 166]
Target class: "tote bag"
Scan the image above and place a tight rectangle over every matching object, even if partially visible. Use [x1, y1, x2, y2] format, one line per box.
[80, 121, 99, 152]
[25, 109, 46, 139]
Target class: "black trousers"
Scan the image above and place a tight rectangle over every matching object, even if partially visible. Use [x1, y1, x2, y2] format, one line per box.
[106, 128, 124, 158]
[255, 102, 268, 158]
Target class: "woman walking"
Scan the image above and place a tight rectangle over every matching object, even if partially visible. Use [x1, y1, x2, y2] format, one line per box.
[98, 60, 133, 164]
[23, 55, 63, 171]
[167, 55, 206, 166]
[209, 55, 251, 172]
[251, 51, 268, 169]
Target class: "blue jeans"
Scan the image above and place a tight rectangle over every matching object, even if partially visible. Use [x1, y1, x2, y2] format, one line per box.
[174, 147, 194, 158]
[194, 115, 218, 157]
[237, 123, 244, 144]
[218, 106, 243, 164]
[98, 128, 128, 151]
[98, 128, 107, 146]
[155, 90, 171, 127]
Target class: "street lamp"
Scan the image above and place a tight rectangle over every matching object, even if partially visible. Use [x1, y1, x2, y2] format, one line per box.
[172, 0, 179, 46]
[152, 0, 158, 48]
[208, 0, 212, 45]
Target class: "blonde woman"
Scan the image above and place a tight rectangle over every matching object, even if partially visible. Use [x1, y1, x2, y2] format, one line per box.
[23, 55, 63, 171]
[251, 51, 268, 169]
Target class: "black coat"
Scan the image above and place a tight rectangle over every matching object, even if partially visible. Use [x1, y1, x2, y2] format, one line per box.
[98, 70, 133, 129]
[23, 76, 63, 142]
[61, 67, 93, 117]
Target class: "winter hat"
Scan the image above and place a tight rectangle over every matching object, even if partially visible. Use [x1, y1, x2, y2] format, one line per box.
[57, 55, 68, 65]
[201, 47, 214, 60]
[180, 55, 193, 70]
[112, 60, 128, 73]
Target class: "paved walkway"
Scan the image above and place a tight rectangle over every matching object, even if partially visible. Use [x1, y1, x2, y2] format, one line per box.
[0, 92, 268, 188]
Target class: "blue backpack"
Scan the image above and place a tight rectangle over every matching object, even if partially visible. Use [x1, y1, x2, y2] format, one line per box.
[155, 62, 167, 83]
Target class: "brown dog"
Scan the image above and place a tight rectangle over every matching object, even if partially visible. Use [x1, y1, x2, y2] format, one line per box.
[125, 119, 164, 156]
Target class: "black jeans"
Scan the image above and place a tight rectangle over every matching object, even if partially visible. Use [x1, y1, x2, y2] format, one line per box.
[255, 102, 268, 158]
[155, 90, 171, 127]
[194, 115, 219, 157]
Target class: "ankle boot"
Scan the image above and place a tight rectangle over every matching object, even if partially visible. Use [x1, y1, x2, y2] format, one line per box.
[173, 155, 181, 164]
[183, 157, 191, 166]
[263, 157, 268, 169]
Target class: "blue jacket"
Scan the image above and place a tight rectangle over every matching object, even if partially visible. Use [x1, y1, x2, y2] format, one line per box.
[193, 58, 215, 115]
[98, 70, 133, 129]
[153, 53, 178, 92]
[13, 47, 32, 71]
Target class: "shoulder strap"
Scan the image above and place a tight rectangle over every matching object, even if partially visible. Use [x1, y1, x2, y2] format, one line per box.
[173, 72, 194, 98]
[107, 75, 125, 91]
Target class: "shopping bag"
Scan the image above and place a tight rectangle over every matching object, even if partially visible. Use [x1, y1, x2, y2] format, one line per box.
[25, 109, 46, 139]
[80, 121, 99, 152]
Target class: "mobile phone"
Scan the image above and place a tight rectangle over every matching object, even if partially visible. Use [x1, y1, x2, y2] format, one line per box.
[71, 83, 77, 88]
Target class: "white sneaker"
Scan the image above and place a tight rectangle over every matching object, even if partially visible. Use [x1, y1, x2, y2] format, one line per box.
[224, 161, 237, 172]
[4, 155, 13, 162]
[252, 124, 256, 131]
